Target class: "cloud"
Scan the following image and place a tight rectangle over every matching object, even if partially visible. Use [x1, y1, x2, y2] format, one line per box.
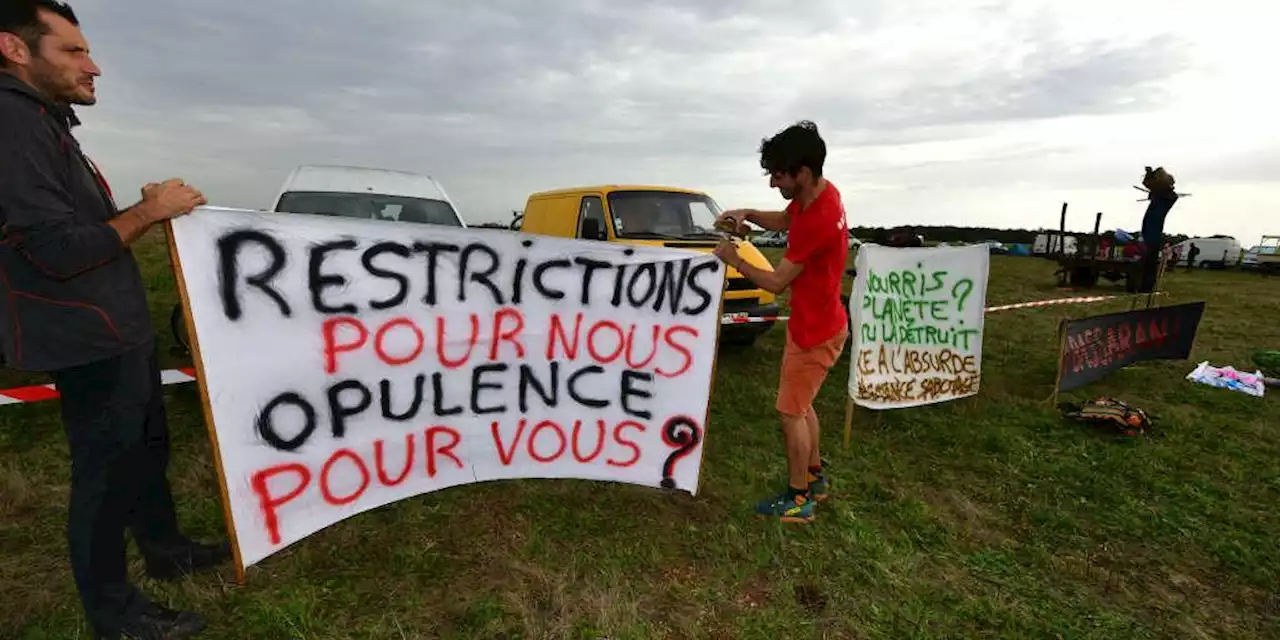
[60, 0, 1271, 243]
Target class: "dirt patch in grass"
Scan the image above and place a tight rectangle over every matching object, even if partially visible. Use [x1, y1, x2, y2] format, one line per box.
[914, 485, 1013, 548]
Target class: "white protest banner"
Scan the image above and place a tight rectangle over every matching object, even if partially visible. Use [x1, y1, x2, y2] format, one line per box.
[847, 243, 990, 409]
[167, 207, 724, 574]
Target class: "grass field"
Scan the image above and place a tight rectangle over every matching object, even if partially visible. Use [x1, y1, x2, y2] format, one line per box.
[2, 232, 1278, 639]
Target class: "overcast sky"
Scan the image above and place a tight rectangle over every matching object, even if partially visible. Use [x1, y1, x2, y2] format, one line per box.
[67, 0, 1276, 243]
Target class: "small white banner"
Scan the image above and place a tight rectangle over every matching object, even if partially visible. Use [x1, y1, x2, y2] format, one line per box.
[169, 207, 724, 571]
[847, 244, 990, 409]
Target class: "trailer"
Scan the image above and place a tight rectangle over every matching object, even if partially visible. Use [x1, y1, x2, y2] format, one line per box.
[1047, 203, 1149, 291]
[1049, 168, 1184, 292]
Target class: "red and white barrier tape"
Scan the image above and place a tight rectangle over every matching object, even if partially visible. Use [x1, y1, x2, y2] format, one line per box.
[982, 295, 1118, 313]
[0, 294, 1149, 406]
[0, 367, 196, 406]
[722, 314, 788, 324]
[720, 294, 1139, 325]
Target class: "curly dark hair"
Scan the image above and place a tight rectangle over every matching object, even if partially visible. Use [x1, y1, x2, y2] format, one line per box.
[759, 120, 826, 179]
[0, 0, 79, 68]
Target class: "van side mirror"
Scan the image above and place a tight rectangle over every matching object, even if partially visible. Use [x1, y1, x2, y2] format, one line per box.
[581, 218, 605, 240]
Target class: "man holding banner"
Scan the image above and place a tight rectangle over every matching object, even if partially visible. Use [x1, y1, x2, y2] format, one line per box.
[714, 121, 850, 523]
[1, 2, 227, 637]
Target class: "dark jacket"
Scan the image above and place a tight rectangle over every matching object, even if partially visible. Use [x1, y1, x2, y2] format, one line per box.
[0, 72, 154, 372]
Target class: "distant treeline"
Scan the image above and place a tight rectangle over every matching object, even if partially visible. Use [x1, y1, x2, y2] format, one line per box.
[849, 226, 1191, 246]
[470, 220, 1193, 246]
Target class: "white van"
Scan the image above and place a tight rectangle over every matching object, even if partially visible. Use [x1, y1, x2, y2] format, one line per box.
[271, 165, 467, 228]
[1173, 236, 1242, 269]
[1033, 233, 1078, 255]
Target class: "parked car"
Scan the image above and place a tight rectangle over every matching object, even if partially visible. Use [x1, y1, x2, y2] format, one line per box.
[752, 229, 787, 247]
[171, 164, 467, 356]
[271, 164, 468, 227]
[518, 184, 780, 346]
[1033, 232, 1079, 256]
[885, 231, 924, 247]
[1243, 246, 1262, 270]
[1243, 236, 1280, 273]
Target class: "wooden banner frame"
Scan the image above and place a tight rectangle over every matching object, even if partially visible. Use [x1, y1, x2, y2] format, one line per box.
[164, 220, 248, 584]
[691, 266, 728, 493]
[1048, 318, 1069, 408]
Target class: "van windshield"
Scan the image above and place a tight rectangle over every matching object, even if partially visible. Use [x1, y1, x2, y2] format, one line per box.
[275, 191, 464, 227]
[607, 190, 723, 240]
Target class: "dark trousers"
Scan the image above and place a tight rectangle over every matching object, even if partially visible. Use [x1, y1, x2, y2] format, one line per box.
[1138, 240, 1162, 293]
[51, 339, 183, 633]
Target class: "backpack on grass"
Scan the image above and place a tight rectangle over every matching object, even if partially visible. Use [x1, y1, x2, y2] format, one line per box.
[1060, 397, 1154, 438]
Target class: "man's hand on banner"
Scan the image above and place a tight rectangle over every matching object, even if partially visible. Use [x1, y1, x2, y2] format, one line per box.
[713, 237, 742, 268]
[140, 178, 207, 222]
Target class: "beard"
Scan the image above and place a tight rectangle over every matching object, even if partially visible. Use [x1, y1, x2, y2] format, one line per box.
[30, 59, 95, 106]
[777, 187, 796, 200]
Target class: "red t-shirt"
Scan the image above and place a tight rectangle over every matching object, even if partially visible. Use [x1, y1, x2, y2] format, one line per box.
[783, 180, 849, 349]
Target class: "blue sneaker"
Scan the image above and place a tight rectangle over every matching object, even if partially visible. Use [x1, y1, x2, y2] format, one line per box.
[754, 490, 816, 523]
[808, 473, 829, 502]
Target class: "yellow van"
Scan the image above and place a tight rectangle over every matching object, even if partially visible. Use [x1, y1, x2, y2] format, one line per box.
[518, 185, 779, 346]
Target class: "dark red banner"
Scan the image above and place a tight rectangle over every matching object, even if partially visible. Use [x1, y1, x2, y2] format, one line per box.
[1058, 301, 1206, 392]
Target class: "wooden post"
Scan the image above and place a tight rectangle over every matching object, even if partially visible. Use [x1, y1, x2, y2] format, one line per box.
[1049, 319, 1068, 407]
[1092, 211, 1103, 260]
[164, 219, 247, 585]
[690, 267, 730, 494]
[1147, 251, 1168, 309]
[1057, 202, 1068, 258]
[704, 270, 728, 445]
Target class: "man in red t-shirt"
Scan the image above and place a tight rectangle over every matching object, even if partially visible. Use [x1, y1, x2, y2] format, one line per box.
[714, 120, 849, 523]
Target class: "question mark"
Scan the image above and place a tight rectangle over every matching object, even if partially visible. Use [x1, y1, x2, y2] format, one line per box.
[660, 415, 702, 490]
[951, 278, 974, 312]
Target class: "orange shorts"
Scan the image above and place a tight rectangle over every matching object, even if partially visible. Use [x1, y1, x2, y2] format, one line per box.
[776, 327, 848, 417]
